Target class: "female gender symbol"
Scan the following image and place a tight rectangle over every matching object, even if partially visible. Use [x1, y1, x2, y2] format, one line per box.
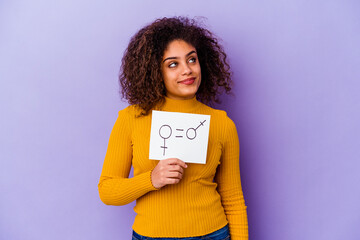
[159, 125, 172, 155]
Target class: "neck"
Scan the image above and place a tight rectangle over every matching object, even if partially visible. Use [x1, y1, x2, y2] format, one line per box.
[159, 96, 201, 112]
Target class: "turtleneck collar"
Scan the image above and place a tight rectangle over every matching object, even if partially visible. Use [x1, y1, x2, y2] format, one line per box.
[159, 96, 202, 113]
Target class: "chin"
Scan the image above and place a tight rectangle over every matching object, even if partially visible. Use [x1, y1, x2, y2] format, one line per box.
[181, 89, 198, 98]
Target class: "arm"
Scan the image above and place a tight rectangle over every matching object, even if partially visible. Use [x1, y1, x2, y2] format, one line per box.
[98, 108, 158, 206]
[215, 116, 249, 240]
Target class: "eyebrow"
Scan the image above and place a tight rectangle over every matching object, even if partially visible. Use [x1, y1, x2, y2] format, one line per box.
[162, 50, 197, 63]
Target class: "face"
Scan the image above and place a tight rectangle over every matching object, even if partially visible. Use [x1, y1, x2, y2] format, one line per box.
[161, 40, 201, 100]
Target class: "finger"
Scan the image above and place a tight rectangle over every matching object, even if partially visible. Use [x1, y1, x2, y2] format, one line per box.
[165, 178, 181, 185]
[166, 171, 182, 179]
[165, 158, 180, 164]
[167, 158, 187, 168]
[177, 159, 188, 169]
[169, 165, 184, 174]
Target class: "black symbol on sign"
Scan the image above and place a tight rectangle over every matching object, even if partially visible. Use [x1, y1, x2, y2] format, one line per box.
[175, 129, 184, 138]
[158, 120, 207, 156]
[159, 125, 172, 156]
[186, 120, 206, 140]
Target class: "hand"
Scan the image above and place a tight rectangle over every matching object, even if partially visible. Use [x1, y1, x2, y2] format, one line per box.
[151, 158, 188, 189]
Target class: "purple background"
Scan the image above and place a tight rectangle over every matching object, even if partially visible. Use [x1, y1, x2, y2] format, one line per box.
[1, 1, 359, 239]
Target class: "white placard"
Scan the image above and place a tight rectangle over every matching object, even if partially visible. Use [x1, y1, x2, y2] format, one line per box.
[149, 110, 211, 164]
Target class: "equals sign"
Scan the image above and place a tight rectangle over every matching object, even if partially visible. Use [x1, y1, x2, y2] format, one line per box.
[176, 129, 184, 138]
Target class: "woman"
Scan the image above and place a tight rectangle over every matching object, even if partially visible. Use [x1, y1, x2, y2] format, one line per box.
[98, 16, 248, 240]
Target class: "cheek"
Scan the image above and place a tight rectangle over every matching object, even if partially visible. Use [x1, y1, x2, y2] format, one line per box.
[163, 73, 176, 89]
[164, 71, 177, 83]
[197, 66, 201, 76]
[196, 66, 202, 80]
[161, 69, 169, 83]
[194, 63, 201, 75]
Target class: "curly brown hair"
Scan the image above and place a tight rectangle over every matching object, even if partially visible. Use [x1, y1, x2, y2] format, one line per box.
[119, 16, 232, 116]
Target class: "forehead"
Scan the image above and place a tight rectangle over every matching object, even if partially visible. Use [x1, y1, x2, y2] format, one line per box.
[163, 40, 196, 57]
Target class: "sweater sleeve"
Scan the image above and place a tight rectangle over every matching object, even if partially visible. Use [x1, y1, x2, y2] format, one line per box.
[98, 108, 158, 206]
[215, 116, 249, 240]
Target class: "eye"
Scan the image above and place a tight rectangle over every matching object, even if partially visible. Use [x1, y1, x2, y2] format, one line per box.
[169, 62, 177, 68]
[188, 57, 197, 63]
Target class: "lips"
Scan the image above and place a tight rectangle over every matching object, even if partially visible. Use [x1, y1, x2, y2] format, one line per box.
[179, 77, 196, 85]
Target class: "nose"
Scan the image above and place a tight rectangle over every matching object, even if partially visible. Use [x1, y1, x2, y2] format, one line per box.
[182, 63, 192, 75]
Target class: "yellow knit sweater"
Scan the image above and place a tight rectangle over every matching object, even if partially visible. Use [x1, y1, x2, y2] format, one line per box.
[98, 96, 248, 239]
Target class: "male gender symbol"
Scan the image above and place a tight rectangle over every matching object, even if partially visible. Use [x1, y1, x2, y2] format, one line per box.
[186, 120, 206, 140]
[159, 125, 172, 156]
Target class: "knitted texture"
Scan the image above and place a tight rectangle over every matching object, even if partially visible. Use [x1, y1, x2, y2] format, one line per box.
[98, 96, 248, 239]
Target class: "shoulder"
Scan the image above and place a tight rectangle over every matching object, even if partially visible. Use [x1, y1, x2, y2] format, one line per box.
[198, 102, 233, 124]
[118, 104, 143, 119]
[200, 103, 238, 141]
[114, 104, 144, 134]
[198, 103, 237, 138]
